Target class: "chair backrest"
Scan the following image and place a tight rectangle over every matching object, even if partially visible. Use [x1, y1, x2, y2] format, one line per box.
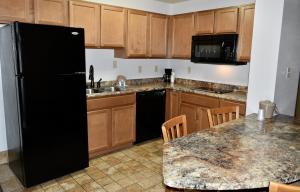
[161, 115, 187, 143]
[207, 106, 239, 128]
[269, 182, 300, 192]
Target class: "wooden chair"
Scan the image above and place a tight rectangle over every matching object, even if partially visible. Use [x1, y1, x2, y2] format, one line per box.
[207, 106, 239, 128]
[269, 182, 300, 192]
[161, 115, 187, 143]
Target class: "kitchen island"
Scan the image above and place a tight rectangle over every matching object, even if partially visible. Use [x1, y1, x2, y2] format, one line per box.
[163, 114, 300, 190]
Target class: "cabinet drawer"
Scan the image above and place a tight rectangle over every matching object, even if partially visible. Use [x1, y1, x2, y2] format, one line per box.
[219, 99, 246, 115]
[87, 94, 136, 111]
[181, 93, 219, 108]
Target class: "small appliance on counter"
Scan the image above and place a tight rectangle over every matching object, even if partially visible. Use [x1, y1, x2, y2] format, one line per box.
[259, 100, 278, 118]
[163, 68, 172, 83]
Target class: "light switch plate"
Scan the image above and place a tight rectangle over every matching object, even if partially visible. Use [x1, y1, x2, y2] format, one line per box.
[138, 66, 142, 73]
[155, 65, 158, 73]
[113, 60, 118, 69]
[187, 66, 191, 74]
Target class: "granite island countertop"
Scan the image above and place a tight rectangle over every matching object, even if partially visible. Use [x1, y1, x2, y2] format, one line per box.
[87, 83, 247, 102]
[163, 114, 300, 190]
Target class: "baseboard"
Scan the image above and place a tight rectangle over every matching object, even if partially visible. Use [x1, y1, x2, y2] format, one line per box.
[0, 150, 8, 165]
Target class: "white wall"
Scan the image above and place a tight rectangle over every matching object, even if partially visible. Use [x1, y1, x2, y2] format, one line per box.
[170, 0, 255, 14]
[246, 0, 285, 114]
[274, 0, 300, 116]
[0, 61, 7, 152]
[170, 60, 250, 86]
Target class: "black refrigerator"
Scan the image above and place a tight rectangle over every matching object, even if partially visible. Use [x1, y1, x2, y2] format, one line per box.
[0, 22, 89, 187]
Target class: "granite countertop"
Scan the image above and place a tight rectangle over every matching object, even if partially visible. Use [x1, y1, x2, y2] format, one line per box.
[163, 114, 300, 190]
[86, 83, 247, 102]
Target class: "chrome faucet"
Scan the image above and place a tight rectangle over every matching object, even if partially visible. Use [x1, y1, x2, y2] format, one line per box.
[88, 65, 94, 88]
[97, 78, 102, 88]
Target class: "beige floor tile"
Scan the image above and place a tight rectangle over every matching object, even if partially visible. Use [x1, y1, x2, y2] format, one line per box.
[82, 181, 105, 192]
[102, 182, 122, 192]
[87, 170, 106, 181]
[43, 185, 64, 192]
[95, 177, 114, 187]
[64, 186, 86, 192]
[136, 176, 162, 189]
[116, 177, 135, 187]
[124, 183, 143, 192]
[74, 175, 93, 185]
[22, 185, 44, 192]
[59, 179, 80, 191]
[1, 178, 23, 192]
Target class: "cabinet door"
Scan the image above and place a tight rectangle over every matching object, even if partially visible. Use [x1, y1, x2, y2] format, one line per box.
[237, 4, 255, 62]
[219, 99, 246, 116]
[87, 109, 111, 155]
[214, 7, 238, 34]
[180, 103, 200, 134]
[127, 10, 148, 57]
[34, 0, 68, 26]
[101, 5, 126, 48]
[0, 0, 33, 23]
[171, 13, 194, 58]
[199, 106, 210, 130]
[195, 10, 214, 35]
[69, 1, 100, 47]
[149, 13, 168, 58]
[112, 105, 135, 147]
[166, 90, 180, 120]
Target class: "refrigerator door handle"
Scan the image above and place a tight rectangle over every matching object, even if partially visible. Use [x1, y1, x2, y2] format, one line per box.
[16, 75, 28, 130]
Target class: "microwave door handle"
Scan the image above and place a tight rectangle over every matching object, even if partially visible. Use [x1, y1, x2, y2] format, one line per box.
[221, 41, 225, 47]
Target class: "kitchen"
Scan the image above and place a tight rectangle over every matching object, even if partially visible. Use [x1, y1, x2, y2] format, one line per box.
[0, 0, 300, 192]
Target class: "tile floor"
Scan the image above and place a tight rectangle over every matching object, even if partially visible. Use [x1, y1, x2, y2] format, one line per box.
[0, 139, 176, 192]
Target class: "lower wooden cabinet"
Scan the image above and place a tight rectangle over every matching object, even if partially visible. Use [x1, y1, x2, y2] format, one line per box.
[87, 109, 111, 154]
[165, 89, 180, 121]
[219, 99, 246, 115]
[180, 103, 201, 134]
[112, 105, 135, 147]
[87, 94, 136, 158]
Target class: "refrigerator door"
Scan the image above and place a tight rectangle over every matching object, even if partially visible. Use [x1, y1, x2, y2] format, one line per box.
[13, 23, 88, 186]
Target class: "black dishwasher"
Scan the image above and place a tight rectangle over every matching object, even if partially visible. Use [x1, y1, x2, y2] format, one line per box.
[135, 89, 166, 143]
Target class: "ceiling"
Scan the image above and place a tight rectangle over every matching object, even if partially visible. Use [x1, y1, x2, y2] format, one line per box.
[155, 0, 190, 4]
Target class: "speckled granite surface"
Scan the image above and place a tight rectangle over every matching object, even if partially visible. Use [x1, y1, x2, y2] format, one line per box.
[163, 114, 300, 190]
[87, 83, 247, 102]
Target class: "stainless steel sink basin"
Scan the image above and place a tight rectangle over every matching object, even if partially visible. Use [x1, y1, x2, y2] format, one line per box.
[86, 86, 123, 94]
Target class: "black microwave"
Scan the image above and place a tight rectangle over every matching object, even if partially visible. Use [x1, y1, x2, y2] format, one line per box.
[191, 34, 246, 65]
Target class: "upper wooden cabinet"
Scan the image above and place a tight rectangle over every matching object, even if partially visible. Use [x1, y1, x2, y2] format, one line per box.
[0, 0, 34, 23]
[214, 7, 238, 34]
[34, 0, 68, 26]
[149, 13, 168, 58]
[126, 10, 148, 57]
[69, 0, 100, 47]
[195, 10, 214, 35]
[100, 5, 126, 48]
[170, 13, 194, 58]
[237, 4, 255, 62]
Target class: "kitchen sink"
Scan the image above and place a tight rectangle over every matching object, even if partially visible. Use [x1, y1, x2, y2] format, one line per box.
[86, 86, 123, 94]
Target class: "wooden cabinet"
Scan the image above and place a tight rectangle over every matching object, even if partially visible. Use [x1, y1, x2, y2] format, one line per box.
[214, 7, 238, 34]
[0, 0, 34, 23]
[237, 4, 255, 62]
[170, 13, 194, 58]
[100, 5, 126, 48]
[195, 10, 214, 35]
[126, 10, 148, 57]
[219, 99, 246, 116]
[165, 90, 180, 120]
[34, 0, 68, 26]
[149, 13, 168, 57]
[112, 105, 135, 147]
[87, 109, 111, 154]
[69, 0, 100, 47]
[180, 93, 219, 133]
[87, 94, 136, 157]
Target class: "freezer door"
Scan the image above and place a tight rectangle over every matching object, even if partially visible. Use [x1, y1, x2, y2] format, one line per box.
[14, 22, 85, 75]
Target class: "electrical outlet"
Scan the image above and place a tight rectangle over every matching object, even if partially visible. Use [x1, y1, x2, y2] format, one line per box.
[187, 66, 191, 74]
[286, 67, 291, 78]
[113, 60, 118, 69]
[154, 65, 158, 72]
[138, 66, 142, 73]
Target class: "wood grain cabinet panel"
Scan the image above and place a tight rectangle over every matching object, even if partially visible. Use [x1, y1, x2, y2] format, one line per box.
[195, 10, 214, 35]
[219, 99, 246, 115]
[170, 13, 194, 58]
[87, 109, 111, 155]
[149, 13, 168, 58]
[34, 0, 68, 26]
[126, 10, 148, 57]
[180, 103, 201, 134]
[100, 5, 126, 48]
[165, 90, 180, 121]
[112, 105, 135, 147]
[0, 0, 33, 23]
[214, 7, 238, 34]
[69, 0, 100, 47]
[237, 4, 255, 62]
